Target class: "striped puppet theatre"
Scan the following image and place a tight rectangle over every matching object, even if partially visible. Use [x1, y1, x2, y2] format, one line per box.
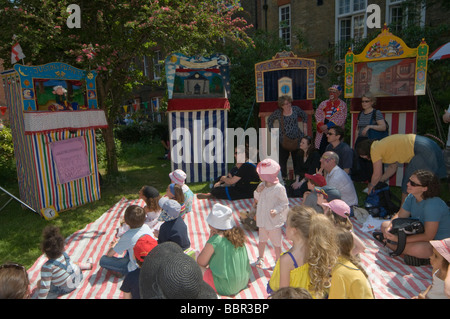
[345, 26, 429, 187]
[1, 63, 107, 218]
[165, 53, 231, 183]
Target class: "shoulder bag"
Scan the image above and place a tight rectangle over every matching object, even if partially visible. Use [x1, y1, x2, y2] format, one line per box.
[279, 113, 299, 152]
[388, 218, 424, 257]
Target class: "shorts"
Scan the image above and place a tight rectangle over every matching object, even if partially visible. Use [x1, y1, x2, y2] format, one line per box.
[258, 227, 282, 247]
[401, 135, 446, 192]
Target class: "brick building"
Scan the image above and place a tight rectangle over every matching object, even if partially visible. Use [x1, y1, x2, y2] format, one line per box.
[241, 0, 449, 80]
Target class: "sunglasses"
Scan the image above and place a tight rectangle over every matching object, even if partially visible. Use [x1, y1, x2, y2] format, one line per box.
[408, 179, 424, 187]
[326, 132, 335, 136]
[361, 100, 371, 103]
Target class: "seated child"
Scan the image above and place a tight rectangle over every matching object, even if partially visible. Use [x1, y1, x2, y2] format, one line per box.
[413, 238, 450, 299]
[169, 169, 194, 215]
[120, 234, 158, 299]
[322, 199, 366, 256]
[37, 226, 92, 299]
[197, 203, 251, 296]
[166, 183, 187, 218]
[100, 205, 153, 276]
[328, 227, 374, 299]
[117, 186, 162, 238]
[303, 185, 341, 214]
[156, 196, 191, 250]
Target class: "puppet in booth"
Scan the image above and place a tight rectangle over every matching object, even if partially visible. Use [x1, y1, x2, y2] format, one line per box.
[49, 85, 73, 111]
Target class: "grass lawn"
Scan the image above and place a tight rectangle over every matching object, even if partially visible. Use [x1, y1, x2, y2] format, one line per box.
[0, 138, 448, 269]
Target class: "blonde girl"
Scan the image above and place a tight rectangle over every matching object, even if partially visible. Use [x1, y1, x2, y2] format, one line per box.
[267, 206, 338, 298]
[329, 227, 374, 299]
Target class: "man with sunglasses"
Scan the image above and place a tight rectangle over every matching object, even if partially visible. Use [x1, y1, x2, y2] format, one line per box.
[356, 134, 446, 203]
[325, 126, 353, 174]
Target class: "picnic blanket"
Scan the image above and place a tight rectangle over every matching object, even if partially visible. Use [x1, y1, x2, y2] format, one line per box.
[27, 196, 432, 299]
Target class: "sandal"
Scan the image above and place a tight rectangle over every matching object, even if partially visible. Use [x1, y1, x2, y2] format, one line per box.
[372, 231, 386, 245]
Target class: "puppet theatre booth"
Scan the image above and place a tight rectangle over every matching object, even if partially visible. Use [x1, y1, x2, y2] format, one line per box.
[165, 53, 231, 183]
[1, 62, 108, 219]
[344, 25, 429, 186]
[255, 51, 316, 179]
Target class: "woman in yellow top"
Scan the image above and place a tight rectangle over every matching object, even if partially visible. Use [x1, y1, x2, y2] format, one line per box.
[267, 206, 338, 299]
[356, 134, 446, 203]
[329, 227, 374, 299]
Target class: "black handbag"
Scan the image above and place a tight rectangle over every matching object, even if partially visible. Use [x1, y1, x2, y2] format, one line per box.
[388, 218, 425, 257]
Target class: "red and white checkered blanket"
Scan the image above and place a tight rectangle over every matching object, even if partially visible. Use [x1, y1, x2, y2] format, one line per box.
[27, 196, 432, 299]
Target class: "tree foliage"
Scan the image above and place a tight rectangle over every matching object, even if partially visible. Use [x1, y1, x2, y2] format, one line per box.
[0, 0, 253, 174]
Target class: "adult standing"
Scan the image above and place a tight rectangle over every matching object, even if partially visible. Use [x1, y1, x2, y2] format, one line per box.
[356, 134, 446, 203]
[374, 170, 450, 266]
[267, 95, 308, 180]
[352, 93, 387, 182]
[315, 85, 347, 154]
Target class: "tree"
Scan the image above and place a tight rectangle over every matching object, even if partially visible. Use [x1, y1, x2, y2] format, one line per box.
[0, 0, 253, 174]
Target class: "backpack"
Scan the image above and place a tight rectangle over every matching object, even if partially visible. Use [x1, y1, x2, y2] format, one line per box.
[364, 182, 400, 218]
[357, 109, 389, 141]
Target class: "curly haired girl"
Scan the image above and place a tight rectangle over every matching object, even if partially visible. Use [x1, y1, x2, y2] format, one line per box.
[268, 205, 338, 298]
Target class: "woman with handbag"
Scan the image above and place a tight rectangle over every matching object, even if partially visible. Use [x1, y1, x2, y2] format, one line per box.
[373, 170, 450, 266]
[352, 92, 388, 182]
[267, 95, 308, 180]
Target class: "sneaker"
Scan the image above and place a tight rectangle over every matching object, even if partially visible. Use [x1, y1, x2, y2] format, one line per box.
[252, 257, 264, 268]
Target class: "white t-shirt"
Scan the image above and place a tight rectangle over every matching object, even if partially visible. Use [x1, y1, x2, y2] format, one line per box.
[114, 224, 153, 272]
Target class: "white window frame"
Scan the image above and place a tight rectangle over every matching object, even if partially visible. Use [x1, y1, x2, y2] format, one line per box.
[335, 0, 367, 59]
[153, 50, 163, 80]
[279, 4, 291, 47]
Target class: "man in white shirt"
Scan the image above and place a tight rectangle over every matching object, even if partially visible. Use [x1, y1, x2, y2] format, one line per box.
[320, 151, 358, 208]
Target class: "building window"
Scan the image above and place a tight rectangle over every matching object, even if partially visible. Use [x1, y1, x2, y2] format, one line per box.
[335, 0, 367, 59]
[386, 0, 426, 34]
[279, 4, 291, 46]
[153, 51, 163, 80]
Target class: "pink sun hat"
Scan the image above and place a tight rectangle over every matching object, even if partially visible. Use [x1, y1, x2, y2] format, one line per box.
[430, 238, 450, 263]
[322, 199, 351, 218]
[169, 169, 186, 185]
[257, 158, 280, 184]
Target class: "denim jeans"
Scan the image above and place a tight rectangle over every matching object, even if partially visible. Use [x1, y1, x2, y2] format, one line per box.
[99, 252, 130, 275]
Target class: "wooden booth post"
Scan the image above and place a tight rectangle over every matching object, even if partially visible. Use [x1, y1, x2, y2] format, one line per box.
[1, 63, 108, 218]
[345, 25, 428, 186]
[255, 51, 316, 179]
[165, 53, 231, 183]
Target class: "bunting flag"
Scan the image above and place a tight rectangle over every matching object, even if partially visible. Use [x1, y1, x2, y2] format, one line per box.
[11, 42, 26, 64]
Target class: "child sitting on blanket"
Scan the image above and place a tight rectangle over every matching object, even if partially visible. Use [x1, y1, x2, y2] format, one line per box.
[253, 158, 289, 268]
[169, 169, 194, 216]
[165, 183, 187, 218]
[120, 234, 158, 299]
[154, 196, 191, 251]
[321, 199, 366, 256]
[116, 186, 162, 238]
[413, 238, 450, 299]
[36, 226, 92, 299]
[267, 206, 338, 298]
[197, 203, 251, 296]
[328, 227, 374, 299]
[100, 205, 153, 277]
